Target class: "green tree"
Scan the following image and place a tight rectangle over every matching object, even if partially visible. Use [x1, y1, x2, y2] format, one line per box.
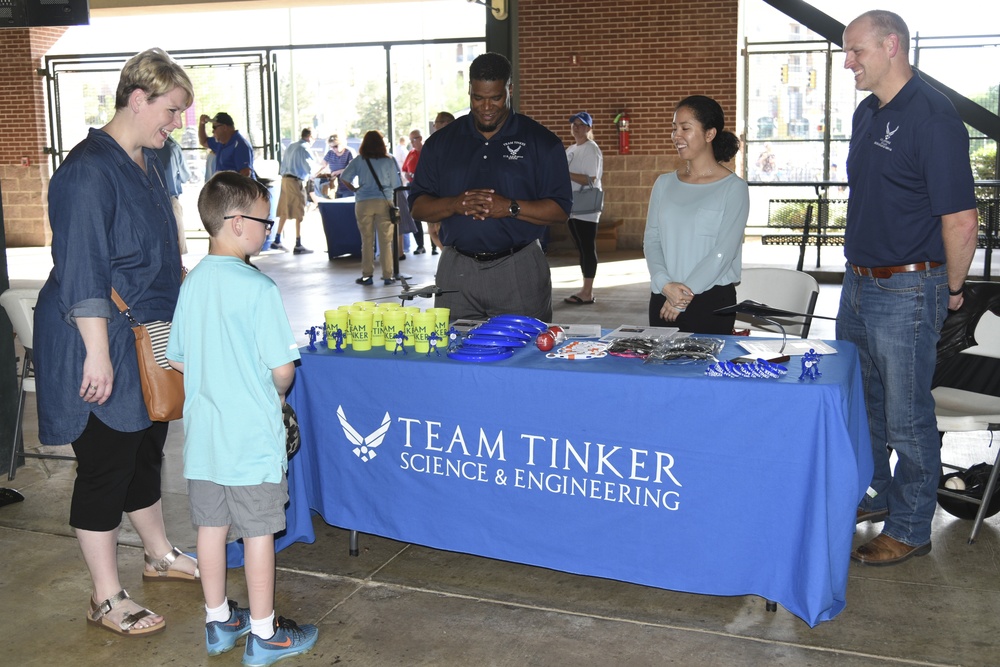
[392, 80, 424, 138]
[353, 80, 388, 140]
[443, 72, 469, 117]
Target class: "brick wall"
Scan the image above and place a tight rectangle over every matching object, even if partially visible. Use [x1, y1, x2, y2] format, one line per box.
[517, 0, 740, 249]
[0, 27, 65, 247]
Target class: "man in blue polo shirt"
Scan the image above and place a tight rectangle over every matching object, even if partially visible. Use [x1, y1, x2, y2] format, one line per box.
[198, 111, 255, 178]
[839, 10, 978, 566]
[409, 52, 572, 321]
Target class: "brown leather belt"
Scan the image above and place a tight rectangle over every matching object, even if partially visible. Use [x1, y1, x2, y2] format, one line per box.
[849, 261, 941, 279]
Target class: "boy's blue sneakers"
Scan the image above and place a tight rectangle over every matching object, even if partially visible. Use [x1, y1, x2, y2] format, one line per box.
[206, 600, 251, 655]
[242, 616, 319, 666]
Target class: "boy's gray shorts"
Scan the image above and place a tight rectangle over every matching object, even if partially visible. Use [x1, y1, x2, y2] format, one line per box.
[188, 476, 288, 539]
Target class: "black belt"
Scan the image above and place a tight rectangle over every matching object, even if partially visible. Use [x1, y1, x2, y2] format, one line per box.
[849, 261, 941, 279]
[282, 174, 302, 181]
[453, 242, 531, 262]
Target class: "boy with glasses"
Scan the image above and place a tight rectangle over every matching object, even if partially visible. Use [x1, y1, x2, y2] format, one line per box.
[167, 171, 319, 664]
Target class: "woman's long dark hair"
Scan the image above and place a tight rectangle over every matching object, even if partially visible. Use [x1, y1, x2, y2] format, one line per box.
[676, 95, 741, 163]
[358, 130, 389, 159]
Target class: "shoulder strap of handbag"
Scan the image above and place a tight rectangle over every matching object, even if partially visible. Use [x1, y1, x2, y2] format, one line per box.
[110, 288, 141, 328]
[363, 157, 392, 202]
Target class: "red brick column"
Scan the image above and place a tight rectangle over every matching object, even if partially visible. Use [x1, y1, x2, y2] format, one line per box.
[0, 27, 66, 247]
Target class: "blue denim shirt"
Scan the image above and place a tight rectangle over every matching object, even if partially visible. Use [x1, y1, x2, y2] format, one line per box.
[34, 128, 183, 443]
[151, 136, 189, 198]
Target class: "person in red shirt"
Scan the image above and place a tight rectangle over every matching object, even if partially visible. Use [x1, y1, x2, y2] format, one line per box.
[401, 129, 427, 254]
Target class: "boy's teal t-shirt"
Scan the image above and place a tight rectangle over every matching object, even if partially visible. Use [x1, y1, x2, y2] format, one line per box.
[167, 255, 301, 485]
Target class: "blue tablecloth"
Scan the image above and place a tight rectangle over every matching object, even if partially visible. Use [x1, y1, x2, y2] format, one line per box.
[318, 197, 363, 258]
[249, 337, 873, 626]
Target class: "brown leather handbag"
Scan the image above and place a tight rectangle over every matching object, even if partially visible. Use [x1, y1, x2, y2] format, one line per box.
[111, 288, 184, 422]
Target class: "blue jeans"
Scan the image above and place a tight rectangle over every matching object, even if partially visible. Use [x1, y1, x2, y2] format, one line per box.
[836, 265, 949, 546]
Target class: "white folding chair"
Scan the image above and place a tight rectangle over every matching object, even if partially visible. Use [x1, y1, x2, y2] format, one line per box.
[933, 282, 1000, 543]
[1, 288, 75, 480]
[734, 267, 820, 338]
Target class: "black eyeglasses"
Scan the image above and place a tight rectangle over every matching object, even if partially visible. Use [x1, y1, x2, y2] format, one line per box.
[224, 214, 274, 233]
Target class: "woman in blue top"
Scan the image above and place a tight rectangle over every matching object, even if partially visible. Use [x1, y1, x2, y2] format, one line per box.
[644, 95, 750, 334]
[321, 133, 354, 198]
[340, 130, 403, 286]
[33, 48, 197, 637]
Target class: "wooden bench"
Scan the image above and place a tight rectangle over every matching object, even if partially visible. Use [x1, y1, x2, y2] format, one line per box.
[762, 198, 848, 271]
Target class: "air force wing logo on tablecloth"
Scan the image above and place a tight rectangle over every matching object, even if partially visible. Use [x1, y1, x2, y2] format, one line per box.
[337, 406, 390, 462]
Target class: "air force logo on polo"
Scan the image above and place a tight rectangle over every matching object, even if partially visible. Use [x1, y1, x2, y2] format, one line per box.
[875, 121, 899, 152]
[333, 405, 684, 511]
[503, 141, 526, 160]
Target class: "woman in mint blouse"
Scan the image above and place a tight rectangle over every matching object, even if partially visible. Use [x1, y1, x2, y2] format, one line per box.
[644, 95, 750, 334]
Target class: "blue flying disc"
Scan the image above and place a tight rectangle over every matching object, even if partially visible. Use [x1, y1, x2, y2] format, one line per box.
[447, 348, 514, 362]
[468, 325, 532, 341]
[465, 333, 528, 348]
[490, 314, 548, 332]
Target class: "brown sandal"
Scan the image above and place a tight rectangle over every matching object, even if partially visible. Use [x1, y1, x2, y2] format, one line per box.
[142, 546, 200, 583]
[87, 589, 166, 637]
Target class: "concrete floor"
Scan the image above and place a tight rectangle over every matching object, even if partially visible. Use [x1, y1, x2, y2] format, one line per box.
[3, 215, 1000, 666]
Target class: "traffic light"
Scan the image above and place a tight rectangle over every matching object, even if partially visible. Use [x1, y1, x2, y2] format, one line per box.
[808, 69, 817, 89]
[780, 64, 789, 84]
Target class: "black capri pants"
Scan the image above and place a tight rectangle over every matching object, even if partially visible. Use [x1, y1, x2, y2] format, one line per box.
[69, 412, 168, 531]
[648, 283, 737, 335]
[567, 218, 599, 279]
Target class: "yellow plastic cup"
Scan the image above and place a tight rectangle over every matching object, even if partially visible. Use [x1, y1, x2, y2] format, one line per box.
[353, 301, 376, 310]
[349, 309, 373, 351]
[338, 305, 353, 344]
[371, 309, 385, 348]
[402, 306, 420, 346]
[428, 307, 451, 341]
[383, 310, 407, 351]
[376, 301, 401, 311]
[324, 310, 348, 350]
[412, 311, 436, 354]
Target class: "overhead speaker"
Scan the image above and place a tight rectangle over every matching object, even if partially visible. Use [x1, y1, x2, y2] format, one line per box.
[0, 0, 89, 28]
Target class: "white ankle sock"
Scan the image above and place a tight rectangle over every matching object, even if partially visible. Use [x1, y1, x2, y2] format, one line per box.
[251, 612, 275, 639]
[205, 598, 230, 624]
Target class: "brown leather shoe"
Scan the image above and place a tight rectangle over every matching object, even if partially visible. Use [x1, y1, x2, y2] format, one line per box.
[856, 507, 888, 523]
[851, 533, 931, 566]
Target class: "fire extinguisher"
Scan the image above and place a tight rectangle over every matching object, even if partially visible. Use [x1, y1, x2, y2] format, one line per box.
[614, 111, 631, 154]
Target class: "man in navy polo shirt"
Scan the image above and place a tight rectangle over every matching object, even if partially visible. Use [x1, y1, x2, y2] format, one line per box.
[839, 10, 978, 566]
[409, 52, 572, 321]
[198, 111, 255, 179]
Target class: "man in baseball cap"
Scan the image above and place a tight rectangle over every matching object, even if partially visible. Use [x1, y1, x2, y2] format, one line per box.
[198, 111, 255, 178]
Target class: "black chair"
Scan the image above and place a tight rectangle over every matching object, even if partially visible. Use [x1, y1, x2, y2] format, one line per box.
[932, 281, 1000, 543]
